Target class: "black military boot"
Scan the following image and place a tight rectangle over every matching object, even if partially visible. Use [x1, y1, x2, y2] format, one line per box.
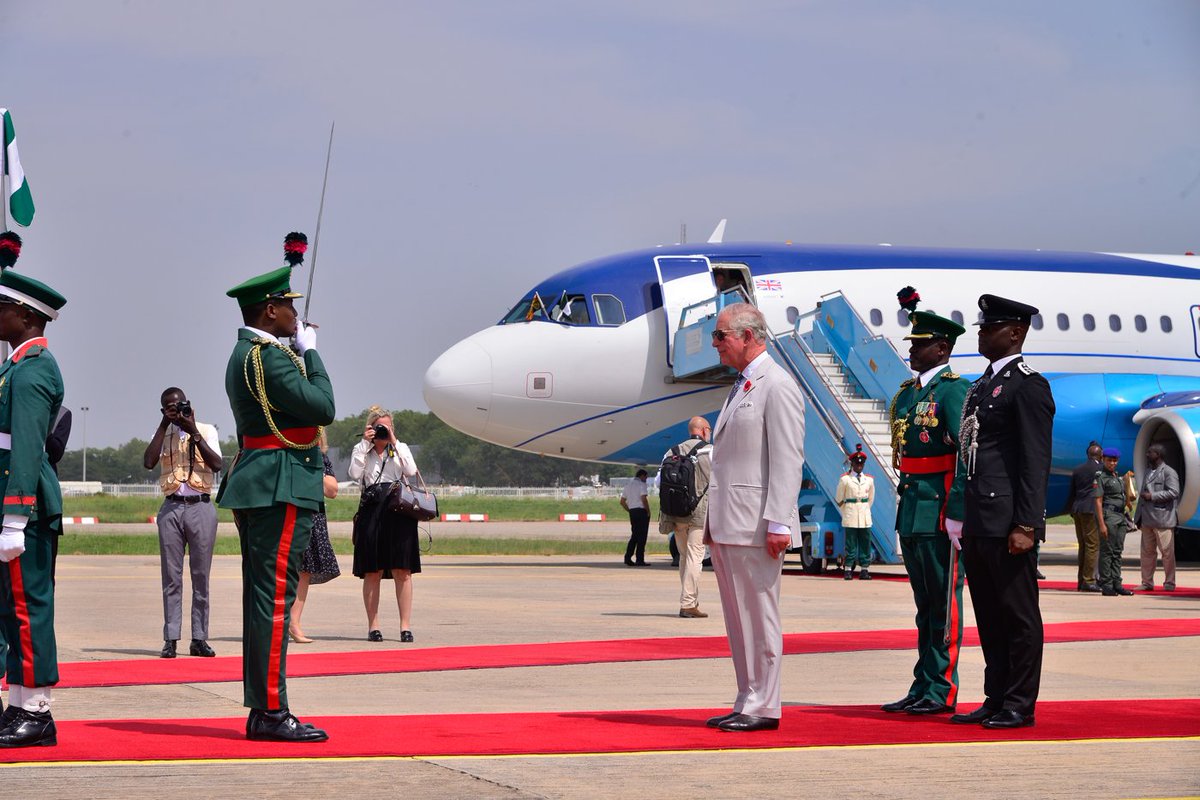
[0, 707, 57, 748]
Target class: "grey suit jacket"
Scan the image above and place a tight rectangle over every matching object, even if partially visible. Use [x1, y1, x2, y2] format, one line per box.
[1134, 463, 1180, 529]
[705, 356, 806, 546]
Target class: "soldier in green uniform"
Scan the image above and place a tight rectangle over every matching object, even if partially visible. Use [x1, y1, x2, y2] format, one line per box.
[0, 270, 66, 748]
[1094, 447, 1134, 596]
[881, 310, 968, 716]
[218, 264, 335, 742]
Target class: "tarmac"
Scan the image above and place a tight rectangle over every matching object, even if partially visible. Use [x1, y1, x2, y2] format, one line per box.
[3, 522, 1198, 799]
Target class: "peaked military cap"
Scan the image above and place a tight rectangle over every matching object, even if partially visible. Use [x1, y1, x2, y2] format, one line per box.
[975, 294, 1038, 326]
[848, 443, 868, 463]
[903, 310, 965, 343]
[225, 266, 303, 308]
[0, 269, 67, 321]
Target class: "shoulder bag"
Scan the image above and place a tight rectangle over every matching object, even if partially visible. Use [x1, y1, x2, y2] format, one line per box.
[389, 468, 439, 522]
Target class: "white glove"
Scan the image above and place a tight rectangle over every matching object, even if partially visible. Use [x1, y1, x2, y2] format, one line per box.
[294, 322, 318, 355]
[945, 518, 963, 551]
[0, 515, 29, 562]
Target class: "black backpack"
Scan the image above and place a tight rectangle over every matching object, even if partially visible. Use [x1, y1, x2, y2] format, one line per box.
[659, 441, 707, 517]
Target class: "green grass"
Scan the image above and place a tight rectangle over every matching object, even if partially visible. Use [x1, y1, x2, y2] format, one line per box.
[63, 495, 645, 523]
[56, 534, 673, 558]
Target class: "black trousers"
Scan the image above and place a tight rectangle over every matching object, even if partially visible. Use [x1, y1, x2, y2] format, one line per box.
[960, 536, 1043, 716]
[624, 508, 650, 564]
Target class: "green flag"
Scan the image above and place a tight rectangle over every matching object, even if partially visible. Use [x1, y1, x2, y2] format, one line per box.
[1, 109, 35, 227]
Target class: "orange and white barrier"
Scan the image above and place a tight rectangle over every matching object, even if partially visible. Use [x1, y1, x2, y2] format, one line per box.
[440, 513, 489, 522]
[62, 517, 99, 525]
[559, 513, 606, 521]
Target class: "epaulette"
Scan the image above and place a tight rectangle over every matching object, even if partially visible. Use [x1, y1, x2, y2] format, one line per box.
[899, 378, 916, 389]
[1017, 362, 1037, 376]
[942, 371, 960, 380]
[23, 345, 45, 359]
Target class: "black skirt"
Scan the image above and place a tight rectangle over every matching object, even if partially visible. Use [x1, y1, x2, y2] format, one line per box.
[352, 486, 422, 577]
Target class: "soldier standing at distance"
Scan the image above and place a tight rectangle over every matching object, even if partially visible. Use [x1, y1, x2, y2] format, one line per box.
[950, 294, 1055, 730]
[217, 240, 336, 743]
[1094, 447, 1134, 596]
[881, 310, 968, 716]
[835, 445, 874, 581]
[0, 270, 67, 748]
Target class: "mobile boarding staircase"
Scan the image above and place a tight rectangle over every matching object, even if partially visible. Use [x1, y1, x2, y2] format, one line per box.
[672, 291, 912, 571]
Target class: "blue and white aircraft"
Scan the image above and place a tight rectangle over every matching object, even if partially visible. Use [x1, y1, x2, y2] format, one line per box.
[424, 224, 1200, 557]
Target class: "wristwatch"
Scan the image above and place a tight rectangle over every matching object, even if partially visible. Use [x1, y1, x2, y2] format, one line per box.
[1015, 524, 1035, 532]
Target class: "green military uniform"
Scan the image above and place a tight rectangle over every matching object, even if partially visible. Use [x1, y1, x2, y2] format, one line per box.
[216, 266, 335, 713]
[889, 312, 968, 709]
[1094, 458, 1130, 593]
[0, 272, 66, 713]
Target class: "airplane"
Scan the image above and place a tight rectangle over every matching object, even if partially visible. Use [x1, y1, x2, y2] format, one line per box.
[423, 223, 1200, 563]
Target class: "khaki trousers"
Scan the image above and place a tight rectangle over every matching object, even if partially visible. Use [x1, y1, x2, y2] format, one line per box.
[1070, 512, 1100, 586]
[1139, 527, 1176, 589]
[672, 522, 706, 608]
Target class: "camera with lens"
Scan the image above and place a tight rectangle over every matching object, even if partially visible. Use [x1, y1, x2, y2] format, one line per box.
[176, 400, 193, 418]
[372, 424, 390, 442]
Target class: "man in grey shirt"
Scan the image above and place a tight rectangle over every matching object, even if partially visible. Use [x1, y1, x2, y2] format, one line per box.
[1135, 444, 1180, 592]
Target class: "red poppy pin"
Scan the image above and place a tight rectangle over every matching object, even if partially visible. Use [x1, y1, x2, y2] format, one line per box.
[743, 380, 752, 392]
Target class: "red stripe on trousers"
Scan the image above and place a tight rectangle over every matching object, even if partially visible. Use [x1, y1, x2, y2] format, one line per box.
[943, 545, 961, 707]
[266, 504, 297, 709]
[8, 558, 36, 684]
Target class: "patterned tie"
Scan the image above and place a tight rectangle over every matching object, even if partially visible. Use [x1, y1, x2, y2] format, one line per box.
[724, 373, 744, 408]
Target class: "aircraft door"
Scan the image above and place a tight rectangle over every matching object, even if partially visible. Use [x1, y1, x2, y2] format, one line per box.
[654, 255, 714, 367]
[1192, 305, 1200, 358]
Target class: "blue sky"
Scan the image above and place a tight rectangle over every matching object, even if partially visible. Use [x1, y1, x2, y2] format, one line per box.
[2, 1, 1198, 447]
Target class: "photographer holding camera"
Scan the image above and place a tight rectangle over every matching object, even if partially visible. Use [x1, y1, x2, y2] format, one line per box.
[143, 387, 224, 659]
[349, 405, 421, 643]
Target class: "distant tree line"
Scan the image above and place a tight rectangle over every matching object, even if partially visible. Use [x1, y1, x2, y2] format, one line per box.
[56, 408, 637, 487]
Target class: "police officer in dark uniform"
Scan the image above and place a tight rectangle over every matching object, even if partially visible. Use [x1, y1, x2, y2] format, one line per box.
[948, 294, 1055, 730]
[1094, 447, 1134, 596]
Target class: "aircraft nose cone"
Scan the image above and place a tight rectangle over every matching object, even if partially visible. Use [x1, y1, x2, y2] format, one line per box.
[423, 338, 493, 439]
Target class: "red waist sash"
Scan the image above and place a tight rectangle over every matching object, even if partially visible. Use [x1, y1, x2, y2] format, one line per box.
[899, 454, 957, 474]
[242, 427, 319, 450]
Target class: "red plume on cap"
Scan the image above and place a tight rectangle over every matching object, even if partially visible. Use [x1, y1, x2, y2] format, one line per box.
[283, 232, 308, 267]
[0, 231, 22, 270]
[897, 286, 920, 314]
[849, 443, 867, 462]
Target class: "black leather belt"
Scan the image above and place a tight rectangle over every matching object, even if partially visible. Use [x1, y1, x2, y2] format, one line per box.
[168, 494, 211, 504]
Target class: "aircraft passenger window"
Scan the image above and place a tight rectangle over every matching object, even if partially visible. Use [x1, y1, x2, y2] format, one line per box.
[1109, 314, 1122, 332]
[896, 309, 910, 326]
[1031, 313, 1044, 331]
[870, 309, 883, 326]
[550, 293, 590, 325]
[593, 294, 626, 326]
[1134, 315, 1147, 332]
[1057, 313, 1069, 331]
[950, 311, 964, 325]
[1161, 315, 1173, 333]
[1083, 314, 1096, 332]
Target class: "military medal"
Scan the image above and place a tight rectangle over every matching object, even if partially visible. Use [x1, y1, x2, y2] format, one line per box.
[992, 386, 1003, 398]
[919, 430, 931, 443]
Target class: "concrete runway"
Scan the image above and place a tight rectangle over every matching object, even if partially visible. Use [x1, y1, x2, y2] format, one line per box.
[3, 523, 1198, 799]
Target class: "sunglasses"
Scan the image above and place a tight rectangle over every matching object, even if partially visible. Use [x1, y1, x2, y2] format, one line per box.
[711, 328, 739, 342]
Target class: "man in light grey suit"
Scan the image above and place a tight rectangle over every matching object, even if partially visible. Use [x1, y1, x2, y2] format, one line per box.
[703, 303, 806, 733]
[1136, 444, 1180, 592]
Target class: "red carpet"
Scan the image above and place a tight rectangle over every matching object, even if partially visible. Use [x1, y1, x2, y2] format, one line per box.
[1037, 580, 1200, 598]
[48, 618, 1200, 689]
[7, 698, 1199, 763]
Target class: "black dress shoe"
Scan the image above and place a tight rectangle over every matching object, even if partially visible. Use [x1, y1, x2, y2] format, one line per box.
[1036, 570, 1046, 580]
[624, 559, 635, 566]
[881, 695, 920, 713]
[367, 630, 383, 642]
[706, 711, 740, 728]
[718, 713, 780, 732]
[400, 630, 414, 643]
[160, 640, 177, 658]
[981, 709, 1035, 729]
[1114, 586, 1135, 596]
[0, 708, 56, 747]
[844, 570, 853, 581]
[949, 705, 1000, 724]
[1078, 583, 1102, 592]
[906, 698, 954, 715]
[189, 639, 216, 657]
[246, 709, 329, 742]
[859, 570, 872, 581]
[0, 702, 15, 729]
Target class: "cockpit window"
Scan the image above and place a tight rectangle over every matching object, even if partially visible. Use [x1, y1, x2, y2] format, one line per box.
[550, 293, 590, 325]
[501, 292, 551, 324]
[593, 294, 625, 326]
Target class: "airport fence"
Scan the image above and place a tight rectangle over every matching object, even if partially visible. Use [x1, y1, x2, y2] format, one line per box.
[63, 482, 641, 500]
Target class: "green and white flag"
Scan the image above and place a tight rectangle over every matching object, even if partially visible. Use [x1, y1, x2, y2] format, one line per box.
[1, 109, 35, 227]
